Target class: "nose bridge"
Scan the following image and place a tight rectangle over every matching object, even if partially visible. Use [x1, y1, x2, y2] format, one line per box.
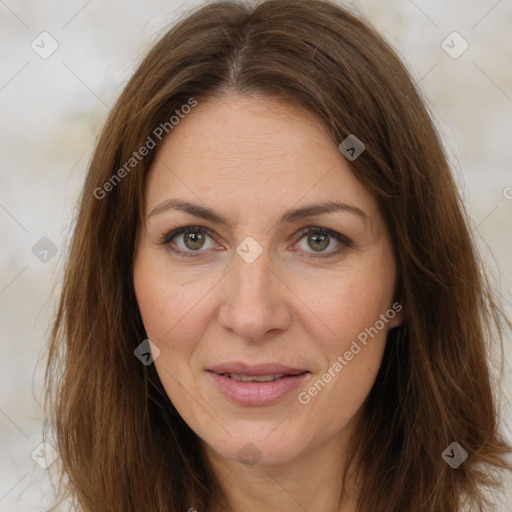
[235, 249, 271, 297]
[231, 247, 273, 311]
[231, 232, 274, 296]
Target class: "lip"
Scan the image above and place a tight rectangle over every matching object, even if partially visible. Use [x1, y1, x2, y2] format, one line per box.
[207, 362, 308, 376]
[206, 364, 310, 406]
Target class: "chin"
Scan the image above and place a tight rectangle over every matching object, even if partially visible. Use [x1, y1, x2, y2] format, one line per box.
[201, 425, 304, 467]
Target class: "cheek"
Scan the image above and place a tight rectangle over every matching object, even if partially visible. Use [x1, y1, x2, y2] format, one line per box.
[133, 250, 223, 401]
[294, 256, 396, 421]
[302, 259, 396, 354]
[308, 281, 390, 394]
[133, 267, 170, 341]
[134, 251, 203, 341]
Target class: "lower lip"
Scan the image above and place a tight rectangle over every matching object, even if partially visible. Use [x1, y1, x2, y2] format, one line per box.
[207, 371, 309, 406]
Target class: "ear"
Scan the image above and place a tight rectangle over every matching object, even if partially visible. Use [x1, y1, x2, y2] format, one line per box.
[387, 301, 405, 329]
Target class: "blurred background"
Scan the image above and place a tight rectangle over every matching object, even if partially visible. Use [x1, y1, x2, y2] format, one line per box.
[1, 0, 511, 510]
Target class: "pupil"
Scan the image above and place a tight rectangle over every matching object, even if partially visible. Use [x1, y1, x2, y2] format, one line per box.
[186, 232, 204, 250]
[309, 233, 328, 251]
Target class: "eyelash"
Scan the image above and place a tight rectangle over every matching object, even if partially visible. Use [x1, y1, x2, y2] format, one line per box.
[159, 225, 352, 260]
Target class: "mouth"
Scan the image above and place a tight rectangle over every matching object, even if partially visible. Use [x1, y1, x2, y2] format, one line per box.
[206, 363, 310, 406]
[207, 361, 309, 377]
[214, 371, 308, 382]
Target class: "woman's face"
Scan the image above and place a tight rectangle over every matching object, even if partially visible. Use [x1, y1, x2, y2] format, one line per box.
[133, 94, 403, 468]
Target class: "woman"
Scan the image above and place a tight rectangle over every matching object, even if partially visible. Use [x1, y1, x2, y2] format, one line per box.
[45, 0, 511, 510]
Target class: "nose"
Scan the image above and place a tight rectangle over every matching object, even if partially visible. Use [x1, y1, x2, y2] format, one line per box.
[218, 248, 292, 341]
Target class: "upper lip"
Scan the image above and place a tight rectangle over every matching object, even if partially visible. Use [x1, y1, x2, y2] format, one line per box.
[207, 362, 309, 376]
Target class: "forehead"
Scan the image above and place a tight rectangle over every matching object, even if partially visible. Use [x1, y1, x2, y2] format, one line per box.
[144, 94, 377, 226]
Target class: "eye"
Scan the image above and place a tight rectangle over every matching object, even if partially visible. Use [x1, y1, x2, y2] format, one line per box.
[160, 225, 352, 259]
[161, 226, 219, 258]
[292, 226, 352, 259]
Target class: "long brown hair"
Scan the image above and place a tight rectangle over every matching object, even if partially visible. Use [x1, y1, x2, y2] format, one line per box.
[45, 0, 511, 510]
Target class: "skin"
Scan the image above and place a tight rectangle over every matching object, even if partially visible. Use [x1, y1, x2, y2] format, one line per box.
[133, 93, 404, 512]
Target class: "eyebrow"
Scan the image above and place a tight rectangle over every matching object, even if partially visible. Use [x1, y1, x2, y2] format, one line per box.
[148, 198, 369, 226]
